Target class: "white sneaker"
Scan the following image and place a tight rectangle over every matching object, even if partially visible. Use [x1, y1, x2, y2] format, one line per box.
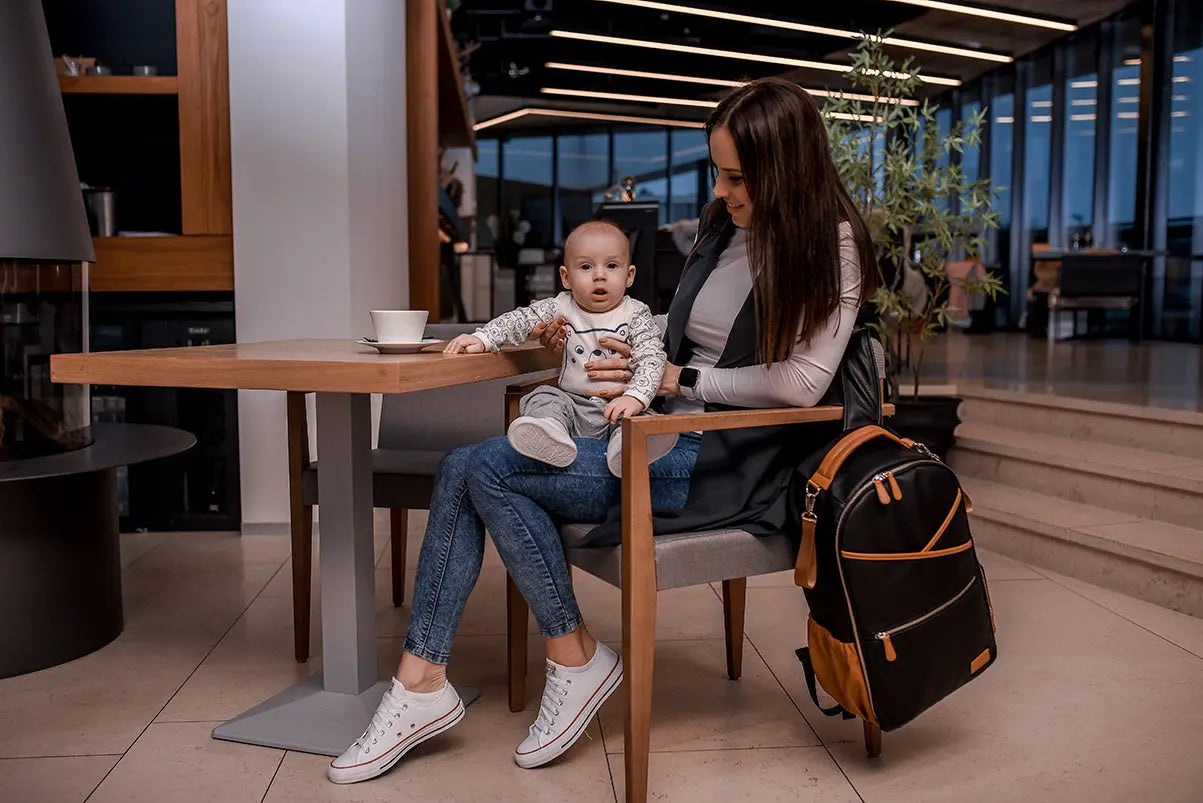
[328, 679, 464, 784]
[514, 642, 623, 769]
[606, 429, 679, 478]
[508, 416, 578, 467]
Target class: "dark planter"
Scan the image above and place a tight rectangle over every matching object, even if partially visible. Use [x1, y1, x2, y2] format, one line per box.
[890, 396, 963, 459]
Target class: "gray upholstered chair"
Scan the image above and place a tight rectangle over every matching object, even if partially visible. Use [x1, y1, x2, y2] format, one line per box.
[285, 323, 554, 661]
[502, 347, 892, 803]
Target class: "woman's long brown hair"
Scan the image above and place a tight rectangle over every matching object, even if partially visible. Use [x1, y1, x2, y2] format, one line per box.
[705, 78, 878, 364]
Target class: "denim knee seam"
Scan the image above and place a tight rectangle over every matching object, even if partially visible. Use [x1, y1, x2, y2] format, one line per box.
[410, 482, 472, 659]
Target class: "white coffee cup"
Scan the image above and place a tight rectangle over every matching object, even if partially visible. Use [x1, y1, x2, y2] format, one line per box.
[370, 309, 428, 343]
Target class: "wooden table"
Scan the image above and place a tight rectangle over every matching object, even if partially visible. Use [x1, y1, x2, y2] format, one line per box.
[52, 339, 556, 756]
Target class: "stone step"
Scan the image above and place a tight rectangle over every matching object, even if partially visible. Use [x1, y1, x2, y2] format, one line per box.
[955, 385, 1203, 460]
[949, 422, 1203, 530]
[962, 477, 1203, 618]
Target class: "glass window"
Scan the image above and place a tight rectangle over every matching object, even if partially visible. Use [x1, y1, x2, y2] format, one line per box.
[1164, 0, 1203, 340]
[961, 96, 982, 184]
[476, 139, 500, 248]
[500, 136, 554, 250]
[556, 132, 609, 240]
[1108, 14, 1142, 246]
[669, 129, 708, 221]
[1062, 32, 1099, 244]
[613, 129, 669, 224]
[1024, 55, 1053, 241]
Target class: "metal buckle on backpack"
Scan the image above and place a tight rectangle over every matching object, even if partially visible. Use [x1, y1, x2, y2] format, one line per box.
[804, 482, 820, 518]
[911, 441, 942, 463]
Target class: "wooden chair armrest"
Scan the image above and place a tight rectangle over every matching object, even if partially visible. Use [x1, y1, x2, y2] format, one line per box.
[504, 370, 560, 426]
[626, 403, 895, 437]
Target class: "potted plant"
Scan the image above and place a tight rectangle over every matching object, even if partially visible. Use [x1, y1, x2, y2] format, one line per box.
[824, 34, 1005, 457]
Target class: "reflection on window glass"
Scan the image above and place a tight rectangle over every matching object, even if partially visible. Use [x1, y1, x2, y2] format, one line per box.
[1164, 0, 1203, 339]
[989, 93, 1014, 227]
[1024, 56, 1052, 236]
[1109, 15, 1142, 244]
[961, 100, 981, 183]
[669, 129, 708, 222]
[1062, 32, 1098, 242]
[613, 129, 669, 223]
[476, 139, 500, 248]
[501, 136, 553, 250]
[557, 133, 609, 239]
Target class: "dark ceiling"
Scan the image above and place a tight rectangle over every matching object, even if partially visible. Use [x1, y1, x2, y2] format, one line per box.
[452, 0, 1137, 130]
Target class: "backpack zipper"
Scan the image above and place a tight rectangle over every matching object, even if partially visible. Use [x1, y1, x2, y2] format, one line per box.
[832, 457, 933, 717]
[874, 576, 977, 663]
[871, 471, 904, 504]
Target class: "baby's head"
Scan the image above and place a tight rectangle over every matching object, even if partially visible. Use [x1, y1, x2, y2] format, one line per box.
[559, 220, 635, 313]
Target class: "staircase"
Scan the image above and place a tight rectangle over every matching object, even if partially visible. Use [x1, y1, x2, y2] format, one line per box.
[944, 386, 1203, 617]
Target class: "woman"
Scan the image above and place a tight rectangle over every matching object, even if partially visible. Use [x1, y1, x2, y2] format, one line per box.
[328, 77, 878, 785]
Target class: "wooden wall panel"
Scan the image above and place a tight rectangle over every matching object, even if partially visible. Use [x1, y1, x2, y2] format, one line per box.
[176, 0, 233, 235]
[90, 236, 234, 292]
[406, 0, 440, 314]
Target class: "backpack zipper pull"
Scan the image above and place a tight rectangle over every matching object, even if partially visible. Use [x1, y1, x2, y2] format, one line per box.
[876, 632, 897, 662]
[872, 474, 890, 505]
[886, 471, 903, 501]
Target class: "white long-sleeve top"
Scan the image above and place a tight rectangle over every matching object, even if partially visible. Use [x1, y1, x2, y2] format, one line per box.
[665, 223, 862, 414]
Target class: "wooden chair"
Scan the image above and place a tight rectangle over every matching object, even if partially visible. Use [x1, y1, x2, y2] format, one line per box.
[502, 381, 893, 803]
[283, 322, 554, 662]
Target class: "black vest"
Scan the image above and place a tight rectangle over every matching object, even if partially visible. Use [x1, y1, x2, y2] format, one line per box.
[583, 208, 882, 546]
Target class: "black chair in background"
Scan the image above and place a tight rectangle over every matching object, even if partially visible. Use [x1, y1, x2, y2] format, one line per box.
[1050, 253, 1146, 342]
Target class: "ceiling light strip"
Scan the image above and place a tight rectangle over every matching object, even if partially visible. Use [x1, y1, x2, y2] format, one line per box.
[545, 62, 921, 105]
[879, 0, 1077, 31]
[473, 108, 706, 131]
[591, 0, 1012, 63]
[550, 30, 962, 86]
[542, 87, 718, 107]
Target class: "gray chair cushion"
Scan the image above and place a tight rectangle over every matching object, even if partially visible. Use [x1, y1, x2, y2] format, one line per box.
[559, 523, 796, 590]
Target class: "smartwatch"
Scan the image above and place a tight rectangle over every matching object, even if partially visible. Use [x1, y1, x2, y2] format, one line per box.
[678, 367, 700, 395]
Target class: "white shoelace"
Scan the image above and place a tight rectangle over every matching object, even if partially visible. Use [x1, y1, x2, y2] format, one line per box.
[532, 664, 572, 737]
[358, 692, 409, 754]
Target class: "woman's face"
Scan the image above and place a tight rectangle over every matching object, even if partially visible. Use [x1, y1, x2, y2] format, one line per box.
[709, 125, 752, 227]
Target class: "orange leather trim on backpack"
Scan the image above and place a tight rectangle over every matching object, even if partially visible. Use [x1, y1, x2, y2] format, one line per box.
[810, 426, 915, 491]
[807, 616, 876, 724]
[794, 514, 818, 589]
[921, 490, 964, 552]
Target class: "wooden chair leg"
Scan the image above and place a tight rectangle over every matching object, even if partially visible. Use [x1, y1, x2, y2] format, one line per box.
[624, 571, 657, 803]
[290, 503, 313, 663]
[390, 508, 408, 607]
[721, 578, 746, 681]
[507, 573, 529, 712]
[864, 721, 882, 758]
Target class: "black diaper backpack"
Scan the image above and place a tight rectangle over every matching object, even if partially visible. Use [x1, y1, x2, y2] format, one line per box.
[793, 424, 998, 752]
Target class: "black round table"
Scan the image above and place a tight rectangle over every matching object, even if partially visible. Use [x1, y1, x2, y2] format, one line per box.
[0, 423, 195, 678]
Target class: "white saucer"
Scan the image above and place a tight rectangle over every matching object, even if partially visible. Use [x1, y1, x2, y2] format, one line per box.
[356, 338, 443, 354]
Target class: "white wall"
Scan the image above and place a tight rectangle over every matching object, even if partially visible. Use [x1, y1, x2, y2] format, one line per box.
[228, 1, 407, 531]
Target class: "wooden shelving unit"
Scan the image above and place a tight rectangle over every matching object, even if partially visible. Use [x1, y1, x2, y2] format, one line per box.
[59, 75, 179, 95]
[54, 0, 233, 292]
[89, 235, 233, 292]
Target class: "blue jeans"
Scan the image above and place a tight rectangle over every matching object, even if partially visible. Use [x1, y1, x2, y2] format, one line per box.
[403, 434, 700, 664]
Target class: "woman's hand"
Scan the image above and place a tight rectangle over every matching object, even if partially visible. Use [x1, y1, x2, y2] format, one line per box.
[658, 363, 683, 398]
[530, 316, 567, 354]
[585, 337, 633, 399]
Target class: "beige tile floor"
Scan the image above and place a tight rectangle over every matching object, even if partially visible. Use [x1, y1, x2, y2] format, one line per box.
[3, 511, 1202, 802]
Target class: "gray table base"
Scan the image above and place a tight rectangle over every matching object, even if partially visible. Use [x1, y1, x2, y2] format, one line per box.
[213, 392, 480, 757]
[212, 678, 480, 756]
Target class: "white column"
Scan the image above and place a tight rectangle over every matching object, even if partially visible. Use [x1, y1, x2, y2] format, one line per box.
[227, 1, 408, 531]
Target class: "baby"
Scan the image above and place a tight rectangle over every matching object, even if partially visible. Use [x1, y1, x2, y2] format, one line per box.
[444, 219, 676, 477]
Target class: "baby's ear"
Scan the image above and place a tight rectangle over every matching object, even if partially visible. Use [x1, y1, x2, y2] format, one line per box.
[625, 264, 637, 288]
[559, 265, 570, 289]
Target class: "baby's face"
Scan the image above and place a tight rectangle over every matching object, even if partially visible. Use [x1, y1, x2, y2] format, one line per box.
[559, 229, 636, 313]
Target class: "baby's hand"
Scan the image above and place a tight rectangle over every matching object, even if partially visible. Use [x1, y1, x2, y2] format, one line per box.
[444, 334, 486, 354]
[604, 395, 645, 425]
